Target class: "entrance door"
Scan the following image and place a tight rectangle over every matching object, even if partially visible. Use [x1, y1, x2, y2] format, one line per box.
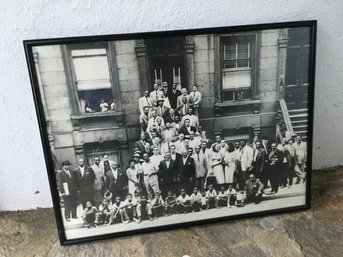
[146, 37, 186, 91]
[285, 27, 311, 110]
[84, 141, 121, 166]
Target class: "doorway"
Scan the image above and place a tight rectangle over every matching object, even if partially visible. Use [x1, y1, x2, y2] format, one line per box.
[146, 37, 186, 91]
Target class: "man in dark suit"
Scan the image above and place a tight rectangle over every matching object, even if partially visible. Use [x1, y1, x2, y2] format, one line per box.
[164, 108, 180, 124]
[252, 141, 268, 185]
[168, 83, 182, 109]
[56, 160, 79, 222]
[177, 149, 196, 195]
[135, 132, 147, 154]
[178, 118, 197, 136]
[74, 158, 95, 209]
[159, 152, 177, 198]
[105, 162, 128, 201]
[267, 143, 284, 194]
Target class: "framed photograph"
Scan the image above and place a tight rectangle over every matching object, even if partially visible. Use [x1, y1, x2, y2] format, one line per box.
[24, 20, 317, 245]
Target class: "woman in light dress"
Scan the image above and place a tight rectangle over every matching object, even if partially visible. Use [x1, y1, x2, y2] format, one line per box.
[223, 143, 237, 184]
[126, 160, 140, 195]
[210, 144, 225, 186]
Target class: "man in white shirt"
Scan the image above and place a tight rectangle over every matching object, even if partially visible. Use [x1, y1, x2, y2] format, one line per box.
[139, 106, 150, 132]
[181, 108, 199, 127]
[147, 110, 165, 133]
[150, 147, 164, 170]
[150, 83, 164, 106]
[141, 153, 160, 200]
[189, 131, 201, 151]
[161, 122, 178, 143]
[174, 133, 187, 154]
[138, 91, 153, 114]
[176, 88, 190, 109]
[293, 136, 307, 183]
[239, 140, 254, 190]
[189, 85, 202, 116]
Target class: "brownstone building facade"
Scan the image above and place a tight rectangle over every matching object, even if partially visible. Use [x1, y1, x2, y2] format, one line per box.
[33, 27, 311, 169]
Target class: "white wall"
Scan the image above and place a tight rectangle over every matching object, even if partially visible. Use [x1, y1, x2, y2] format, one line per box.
[0, 0, 342, 211]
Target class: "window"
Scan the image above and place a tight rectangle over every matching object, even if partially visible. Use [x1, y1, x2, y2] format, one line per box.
[220, 35, 256, 101]
[69, 43, 117, 114]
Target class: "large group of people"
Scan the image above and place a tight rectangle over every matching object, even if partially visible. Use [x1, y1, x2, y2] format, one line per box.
[56, 82, 307, 229]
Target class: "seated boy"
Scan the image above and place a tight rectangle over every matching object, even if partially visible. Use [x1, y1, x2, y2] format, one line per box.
[95, 199, 111, 226]
[151, 191, 164, 218]
[136, 195, 153, 223]
[121, 193, 136, 223]
[164, 190, 177, 215]
[177, 188, 192, 214]
[109, 196, 127, 224]
[216, 186, 228, 208]
[205, 184, 218, 209]
[81, 201, 97, 228]
[235, 191, 246, 207]
[200, 191, 208, 210]
[226, 184, 237, 207]
[190, 187, 202, 212]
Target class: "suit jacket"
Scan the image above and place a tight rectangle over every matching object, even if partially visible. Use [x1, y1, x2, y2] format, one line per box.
[159, 159, 177, 181]
[178, 156, 196, 179]
[192, 152, 207, 177]
[135, 140, 146, 154]
[178, 125, 197, 136]
[106, 168, 127, 193]
[253, 148, 267, 173]
[268, 149, 284, 169]
[240, 145, 254, 172]
[189, 91, 202, 105]
[74, 166, 95, 189]
[154, 105, 169, 118]
[164, 113, 180, 124]
[56, 169, 79, 196]
[177, 102, 191, 116]
[176, 94, 190, 109]
[138, 96, 153, 113]
[168, 89, 181, 109]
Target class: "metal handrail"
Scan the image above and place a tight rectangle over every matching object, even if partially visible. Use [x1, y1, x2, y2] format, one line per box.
[279, 98, 294, 133]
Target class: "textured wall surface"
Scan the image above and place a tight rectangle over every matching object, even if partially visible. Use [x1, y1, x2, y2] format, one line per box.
[0, 0, 342, 211]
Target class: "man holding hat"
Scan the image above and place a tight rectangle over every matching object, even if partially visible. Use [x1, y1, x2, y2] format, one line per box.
[56, 160, 79, 222]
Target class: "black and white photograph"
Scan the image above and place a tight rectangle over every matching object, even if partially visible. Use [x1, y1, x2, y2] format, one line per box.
[24, 21, 316, 244]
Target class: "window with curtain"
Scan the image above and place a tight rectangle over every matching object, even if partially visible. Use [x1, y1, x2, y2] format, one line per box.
[221, 35, 256, 101]
[69, 43, 116, 114]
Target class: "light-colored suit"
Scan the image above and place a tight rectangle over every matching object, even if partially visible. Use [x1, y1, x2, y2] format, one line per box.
[138, 96, 153, 114]
[150, 90, 164, 106]
[192, 152, 207, 178]
[189, 91, 202, 105]
[177, 94, 190, 109]
[240, 145, 254, 172]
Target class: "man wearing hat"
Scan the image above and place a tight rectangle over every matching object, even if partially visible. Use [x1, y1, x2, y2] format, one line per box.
[56, 161, 79, 222]
[154, 98, 169, 118]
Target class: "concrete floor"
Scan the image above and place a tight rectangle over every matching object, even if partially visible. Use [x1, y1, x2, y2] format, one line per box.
[1, 167, 343, 257]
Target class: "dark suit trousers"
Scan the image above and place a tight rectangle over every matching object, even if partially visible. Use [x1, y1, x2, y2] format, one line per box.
[80, 185, 94, 209]
[64, 193, 78, 219]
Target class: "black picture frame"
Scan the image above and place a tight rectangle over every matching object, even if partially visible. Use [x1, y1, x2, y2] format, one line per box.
[24, 20, 317, 245]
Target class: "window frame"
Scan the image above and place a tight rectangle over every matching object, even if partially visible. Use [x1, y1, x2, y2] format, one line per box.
[62, 42, 122, 116]
[216, 33, 259, 102]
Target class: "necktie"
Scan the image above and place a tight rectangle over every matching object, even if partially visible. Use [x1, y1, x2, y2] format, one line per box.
[197, 153, 200, 161]
[156, 90, 158, 100]
[146, 96, 150, 107]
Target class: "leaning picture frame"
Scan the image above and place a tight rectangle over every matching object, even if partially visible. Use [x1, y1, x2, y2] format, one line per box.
[24, 20, 317, 245]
